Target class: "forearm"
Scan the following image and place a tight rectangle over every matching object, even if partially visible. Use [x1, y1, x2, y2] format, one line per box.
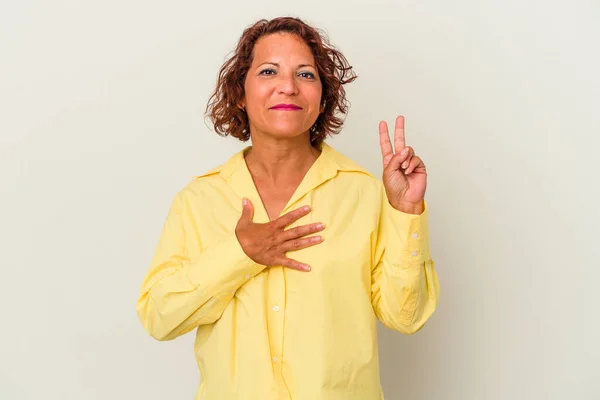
[137, 231, 265, 341]
[371, 200, 440, 333]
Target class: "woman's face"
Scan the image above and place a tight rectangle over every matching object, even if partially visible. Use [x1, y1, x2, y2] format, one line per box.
[242, 32, 322, 141]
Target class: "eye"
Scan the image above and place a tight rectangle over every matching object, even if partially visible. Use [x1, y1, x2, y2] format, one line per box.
[299, 71, 316, 79]
[259, 68, 276, 75]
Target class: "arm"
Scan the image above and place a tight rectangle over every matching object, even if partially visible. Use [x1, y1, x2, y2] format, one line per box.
[136, 191, 265, 341]
[371, 190, 440, 334]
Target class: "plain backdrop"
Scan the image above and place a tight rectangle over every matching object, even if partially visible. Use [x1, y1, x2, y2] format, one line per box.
[1, 1, 599, 399]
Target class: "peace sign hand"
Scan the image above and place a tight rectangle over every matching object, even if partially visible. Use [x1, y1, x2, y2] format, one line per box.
[379, 115, 427, 214]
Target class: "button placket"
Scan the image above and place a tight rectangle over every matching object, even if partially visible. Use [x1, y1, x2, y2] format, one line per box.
[266, 266, 286, 378]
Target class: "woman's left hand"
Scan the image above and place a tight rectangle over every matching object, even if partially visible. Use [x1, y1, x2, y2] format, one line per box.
[379, 115, 427, 214]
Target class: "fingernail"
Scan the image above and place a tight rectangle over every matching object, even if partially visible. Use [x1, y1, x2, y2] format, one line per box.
[304, 265, 311, 271]
[402, 162, 408, 168]
[242, 198, 248, 206]
[316, 223, 324, 229]
[304, 206, 311, 212]
[401, 148, 408, 156]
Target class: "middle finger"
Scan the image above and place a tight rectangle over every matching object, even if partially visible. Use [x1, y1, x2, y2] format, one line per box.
[281, 235, 324, 252]
[281, 222, 325, 242]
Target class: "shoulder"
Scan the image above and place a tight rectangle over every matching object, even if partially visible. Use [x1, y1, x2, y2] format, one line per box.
[181, 166, 221, 191]
[325, 144, 384, 189]
[170, 163, 227, 206]
[181, 147, 245, 193]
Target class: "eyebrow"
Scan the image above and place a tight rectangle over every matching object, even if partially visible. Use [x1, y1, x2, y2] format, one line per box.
[258, 62, 316, 69]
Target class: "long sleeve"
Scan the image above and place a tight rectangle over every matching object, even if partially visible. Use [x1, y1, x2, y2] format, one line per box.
[371, 190, 440, 334]
[136, 190, 266, 341]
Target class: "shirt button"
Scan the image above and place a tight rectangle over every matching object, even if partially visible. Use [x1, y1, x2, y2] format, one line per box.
[412, 233, 419, 239]
[411, 251, 418, 257]
[272, 356, 278, 362]
[272, 305, 280, 312]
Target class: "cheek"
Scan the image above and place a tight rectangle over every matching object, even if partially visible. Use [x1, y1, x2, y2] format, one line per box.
[310, 86, 323, 109]
[250, 89, 274, 113]
[244, 79, 267, 104]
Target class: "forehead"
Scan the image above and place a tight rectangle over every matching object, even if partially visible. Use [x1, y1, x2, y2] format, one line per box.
[251, 33, 315, 64]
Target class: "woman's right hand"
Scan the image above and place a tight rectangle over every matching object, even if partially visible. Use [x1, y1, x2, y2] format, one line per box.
[235, 199, 324, 271]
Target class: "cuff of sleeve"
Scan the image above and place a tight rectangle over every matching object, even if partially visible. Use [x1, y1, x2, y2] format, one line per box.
[384, 199, 431, 266]
[186, 231, 266, 294]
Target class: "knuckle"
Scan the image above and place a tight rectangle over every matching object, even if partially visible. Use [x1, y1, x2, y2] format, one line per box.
[287, 260, 299, 270]
[278, 257, 290, 267]
[271, 219, 282, 230]
[270, 227, 281, 239]
[268, 236, 280, 248]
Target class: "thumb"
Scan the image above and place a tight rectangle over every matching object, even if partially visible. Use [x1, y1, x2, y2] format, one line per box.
[239, 198, 254, 224]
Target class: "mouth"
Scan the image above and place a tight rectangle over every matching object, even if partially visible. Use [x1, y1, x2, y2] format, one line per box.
[270, 104, 303, 111]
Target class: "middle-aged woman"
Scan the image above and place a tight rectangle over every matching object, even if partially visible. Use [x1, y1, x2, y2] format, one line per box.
[137, 16, 440, 400]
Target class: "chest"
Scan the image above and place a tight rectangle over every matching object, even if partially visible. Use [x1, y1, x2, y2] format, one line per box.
[254, 182, 298, 221]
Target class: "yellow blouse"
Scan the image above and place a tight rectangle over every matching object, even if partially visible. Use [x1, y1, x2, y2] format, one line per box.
[136, 142, 440, 400]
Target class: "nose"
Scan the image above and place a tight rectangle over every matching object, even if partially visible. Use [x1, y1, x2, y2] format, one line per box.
[277, 74, 299, 96]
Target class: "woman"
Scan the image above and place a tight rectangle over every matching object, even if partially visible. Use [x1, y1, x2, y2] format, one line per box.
[137, 16, 440, 400]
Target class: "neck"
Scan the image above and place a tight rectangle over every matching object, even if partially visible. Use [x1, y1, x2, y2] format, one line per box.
[244, 133, 321, 185]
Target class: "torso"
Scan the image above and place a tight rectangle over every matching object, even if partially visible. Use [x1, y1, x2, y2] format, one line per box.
[253, 180, 301, 221]
[245, 147, 321, 221]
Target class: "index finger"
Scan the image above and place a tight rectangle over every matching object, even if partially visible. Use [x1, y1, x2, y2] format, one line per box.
[379, 121, 394, 167]
[394, 115, 406, 152]
[273, 205, 311, 229]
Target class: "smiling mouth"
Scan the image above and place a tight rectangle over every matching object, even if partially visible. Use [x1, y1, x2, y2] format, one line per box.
[270, 104, 303, 111]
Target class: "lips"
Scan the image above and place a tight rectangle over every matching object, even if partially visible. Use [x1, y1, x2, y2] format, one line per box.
[270, 104, 302, 110]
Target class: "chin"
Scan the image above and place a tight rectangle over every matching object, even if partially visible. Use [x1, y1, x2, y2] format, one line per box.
[267, 123, 312, 139]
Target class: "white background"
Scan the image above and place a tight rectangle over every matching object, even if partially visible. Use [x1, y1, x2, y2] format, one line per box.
[1, 1, 599, 399]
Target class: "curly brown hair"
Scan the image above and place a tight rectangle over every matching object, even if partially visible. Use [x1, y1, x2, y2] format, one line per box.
[205, 17, 357, 147]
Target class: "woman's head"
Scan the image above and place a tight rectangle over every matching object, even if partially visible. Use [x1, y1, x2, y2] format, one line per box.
[206, 17, 357, 147]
